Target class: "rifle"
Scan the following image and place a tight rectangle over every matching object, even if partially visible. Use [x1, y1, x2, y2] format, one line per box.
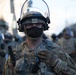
[8, 46, 16, 67]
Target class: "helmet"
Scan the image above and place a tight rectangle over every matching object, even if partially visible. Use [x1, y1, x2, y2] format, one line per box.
[0, 19, 8, 30]
[17, 0, 50, 32]
[51, 33, 57, 40]
[62, 27, 73, 37]
[18, 11, 49, 31]
[4, 33, 13, 43]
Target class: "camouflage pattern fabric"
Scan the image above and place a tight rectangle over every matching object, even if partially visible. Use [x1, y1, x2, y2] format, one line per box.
[0, 53, 5, 73]
[0, 42, 6, 74]
[3, 39, 76, 75]
[58, 37, 76, 62]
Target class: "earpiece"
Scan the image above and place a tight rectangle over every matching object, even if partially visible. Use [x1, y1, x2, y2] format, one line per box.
[17, 18, 24, 32]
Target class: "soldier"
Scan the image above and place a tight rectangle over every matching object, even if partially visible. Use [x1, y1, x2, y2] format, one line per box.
[58, 27, 76, 62]
[0, 19, 8, 75]
[3, 0, 76, 75]
[0, 19, 8, 43]
[51, 33, 58, 44]
[0, 19, 8, 34]
[3, 33, 15, 48]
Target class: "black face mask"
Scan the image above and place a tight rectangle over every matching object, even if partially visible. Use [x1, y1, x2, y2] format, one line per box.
[26, 27, 43, 38]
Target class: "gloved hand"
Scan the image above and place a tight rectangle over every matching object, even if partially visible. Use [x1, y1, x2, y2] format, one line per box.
[38, 50, 58, 67]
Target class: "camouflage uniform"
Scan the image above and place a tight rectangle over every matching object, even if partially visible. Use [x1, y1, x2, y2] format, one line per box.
[0, 19, 9, 73]
[4, 38, 20, 62]
[58, 37, 76, 62]
[0, 45, 6, 75]
[4, 39, 76, 75]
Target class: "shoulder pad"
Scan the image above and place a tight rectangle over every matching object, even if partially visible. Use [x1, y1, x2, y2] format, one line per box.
[43, 39, 60, 50]
[42, 39, 53, 50]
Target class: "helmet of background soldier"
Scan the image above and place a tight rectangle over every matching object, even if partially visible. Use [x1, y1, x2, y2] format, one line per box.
[62, 27, 74, 38]
[17, 0, 50, 32]
[0, 19, 8, 30]
[3, 33, 13, 43]
[51, 33, 57, 40]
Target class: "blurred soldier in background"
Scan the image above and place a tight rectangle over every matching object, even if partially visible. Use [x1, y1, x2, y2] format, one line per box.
[0, 43, 6, 75]
[58, 27, 76, 62]
[3, 0, 76, 75]
[51, 33, 58, 44]
[0, 19, 8, 34]
[0, 19, 8, 75]
[57, 32, 63, 39]
[0, 19, 8, 43]
[4, 33, 14, 48]
[3, 33, 20, 68]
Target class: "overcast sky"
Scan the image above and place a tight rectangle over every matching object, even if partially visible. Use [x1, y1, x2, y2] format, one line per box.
[43, 0, 76, 35]
[14, 0, 76, 35]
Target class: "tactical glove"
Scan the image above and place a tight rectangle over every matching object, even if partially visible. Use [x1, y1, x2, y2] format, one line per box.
[38, 50, 58, 67]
